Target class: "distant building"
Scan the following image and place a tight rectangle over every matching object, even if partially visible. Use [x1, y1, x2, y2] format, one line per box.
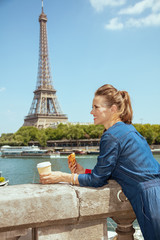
[69, 122, 93, 125]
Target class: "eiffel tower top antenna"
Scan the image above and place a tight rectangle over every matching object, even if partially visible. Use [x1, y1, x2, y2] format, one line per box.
[42, 0, 44, 12]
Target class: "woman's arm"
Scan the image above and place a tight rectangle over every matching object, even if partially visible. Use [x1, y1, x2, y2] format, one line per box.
[78, 134, 120, 188]
[40, 171, 79, 185]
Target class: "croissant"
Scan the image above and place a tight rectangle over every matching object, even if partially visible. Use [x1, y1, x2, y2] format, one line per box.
[68, 153, 76, 166]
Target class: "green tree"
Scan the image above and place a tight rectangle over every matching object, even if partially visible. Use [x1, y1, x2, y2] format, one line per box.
[1, 123, 160, 146]
[67, 125, 85, 140]
[45, 128, 57, 140]
[145, 128, 155, 145]
[37, 129, 47, 147]
[29, 128, 39, 141]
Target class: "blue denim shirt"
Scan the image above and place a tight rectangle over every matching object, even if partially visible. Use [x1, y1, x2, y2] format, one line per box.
[78, 122, 160, 202]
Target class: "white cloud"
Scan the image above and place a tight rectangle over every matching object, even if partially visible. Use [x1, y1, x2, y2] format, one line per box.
[89, 0, 126, 12]
[152, 0, 160, 12]
[119, 0, 160, 28]
[126, 13, 160, 27]
[105, 18, 124, 30]
[89, 0, 160, 30]
[119, 0, 154, 15]
[0, 87, 6, 92]
[103, 0, 160, 30]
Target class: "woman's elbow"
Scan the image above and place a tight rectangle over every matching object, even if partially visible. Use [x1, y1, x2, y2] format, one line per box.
[90, 176, 108, 188]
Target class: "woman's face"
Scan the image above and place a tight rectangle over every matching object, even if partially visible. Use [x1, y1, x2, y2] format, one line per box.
[90, 95, 113, 129]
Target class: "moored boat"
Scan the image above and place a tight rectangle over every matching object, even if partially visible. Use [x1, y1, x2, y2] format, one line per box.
[0, 171, 9, 186]
[151, 148, 160, 154]
[0, 145, 60, 158]
[0, 179, 9, 186]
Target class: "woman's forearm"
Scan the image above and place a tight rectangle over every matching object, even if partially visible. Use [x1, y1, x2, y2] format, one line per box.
[40, 171, 79, 185]
[61, 172, 79, 185]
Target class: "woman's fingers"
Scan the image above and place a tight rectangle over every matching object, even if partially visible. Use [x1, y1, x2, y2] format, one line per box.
[68, 162, 77, 173]
[40, 172, 52, 183]
[41, 179, 52, 184]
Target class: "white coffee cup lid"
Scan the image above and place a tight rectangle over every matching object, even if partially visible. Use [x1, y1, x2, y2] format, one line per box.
[37, 162, 51, 168]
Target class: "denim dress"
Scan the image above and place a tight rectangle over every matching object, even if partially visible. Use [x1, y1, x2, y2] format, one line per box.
[78, 122, 160, 240]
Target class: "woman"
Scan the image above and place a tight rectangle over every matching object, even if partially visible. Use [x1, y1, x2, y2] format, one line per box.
[40, 84, 160, 240]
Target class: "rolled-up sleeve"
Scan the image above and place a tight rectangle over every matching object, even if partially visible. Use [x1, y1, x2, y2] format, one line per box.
[78, 133, 120, 188]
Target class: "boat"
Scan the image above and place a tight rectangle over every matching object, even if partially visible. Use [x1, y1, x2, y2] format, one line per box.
[74, 149, 86, 155]
[0, 172, 9, 187]
[151, 148, 160, 154]
[0, 145, 60, 158]
[60, 150, 86, 155]
[0, 179, 9, 186]
[87, 151, 99, 155]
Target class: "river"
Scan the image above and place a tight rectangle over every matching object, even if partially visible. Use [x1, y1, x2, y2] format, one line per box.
[0, 154, 160, 185]
[0, 154, 98, 185]
[0, 154, 160, 240]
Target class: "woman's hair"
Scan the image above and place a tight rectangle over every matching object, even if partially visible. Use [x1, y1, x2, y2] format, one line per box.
[95, 84, 133, 124]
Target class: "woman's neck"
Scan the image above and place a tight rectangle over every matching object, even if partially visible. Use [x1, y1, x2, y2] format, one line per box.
[104, 118, 122, 130]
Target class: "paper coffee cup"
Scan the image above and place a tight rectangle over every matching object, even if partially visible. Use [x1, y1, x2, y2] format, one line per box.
[37, 162, 51, 174]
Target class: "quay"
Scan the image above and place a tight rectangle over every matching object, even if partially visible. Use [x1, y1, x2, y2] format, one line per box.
[29, 140, 160, 155]
[0, 180, 136, 240]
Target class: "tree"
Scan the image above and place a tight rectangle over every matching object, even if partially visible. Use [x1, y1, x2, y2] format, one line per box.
[37, 129, 47, 147]
[66, 125, 85, 140]
[1, 123, 160, 146]
[145, 128, 155, 145]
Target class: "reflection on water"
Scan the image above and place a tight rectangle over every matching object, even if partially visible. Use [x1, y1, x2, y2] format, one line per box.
[0, 154, 160, 185]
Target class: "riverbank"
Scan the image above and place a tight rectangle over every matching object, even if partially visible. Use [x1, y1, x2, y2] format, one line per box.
[41, 142, 160, 153]
[1, 142, 160, 156]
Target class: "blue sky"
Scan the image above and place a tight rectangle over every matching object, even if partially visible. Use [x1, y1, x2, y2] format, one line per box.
[0, 0, 160, 135]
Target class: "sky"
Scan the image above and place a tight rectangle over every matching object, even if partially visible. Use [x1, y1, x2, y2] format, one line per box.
[0, 0, 160, 135]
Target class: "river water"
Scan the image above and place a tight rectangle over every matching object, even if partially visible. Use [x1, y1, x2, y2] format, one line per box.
[0, 154, 160, 185]
[0, 155, 98, 185]
[1, 154, 160, 240]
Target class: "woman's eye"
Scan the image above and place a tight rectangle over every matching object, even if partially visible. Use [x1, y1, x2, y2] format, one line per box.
[95, 105, 99, 108]
[92, 105, 99, 110]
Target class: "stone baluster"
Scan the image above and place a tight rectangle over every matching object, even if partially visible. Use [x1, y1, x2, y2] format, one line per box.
[111, 214, 136, 240]
[111, 189, 136, 240]
[0, 229, 28, 240]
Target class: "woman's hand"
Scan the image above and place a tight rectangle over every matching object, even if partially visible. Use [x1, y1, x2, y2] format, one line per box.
[40, 171, 63, 184]
[68, 161, 85, 174]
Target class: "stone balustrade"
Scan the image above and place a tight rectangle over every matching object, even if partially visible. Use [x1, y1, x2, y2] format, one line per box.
[0, 180, 136, 240]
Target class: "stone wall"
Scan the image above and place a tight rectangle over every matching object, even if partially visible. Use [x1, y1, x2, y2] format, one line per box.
[0, 180, 136, 240]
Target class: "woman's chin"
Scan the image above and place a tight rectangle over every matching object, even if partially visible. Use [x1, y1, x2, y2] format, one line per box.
[94, 119, 99, 125]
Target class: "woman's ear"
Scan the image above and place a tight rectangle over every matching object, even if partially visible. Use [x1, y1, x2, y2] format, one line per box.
[111, 104, 118, 113]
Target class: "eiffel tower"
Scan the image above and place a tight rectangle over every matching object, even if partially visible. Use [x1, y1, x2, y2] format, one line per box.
[24, 0, 68, 128]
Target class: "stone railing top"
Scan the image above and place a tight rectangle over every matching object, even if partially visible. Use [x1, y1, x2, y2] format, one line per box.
[0, 180, 135, 232]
